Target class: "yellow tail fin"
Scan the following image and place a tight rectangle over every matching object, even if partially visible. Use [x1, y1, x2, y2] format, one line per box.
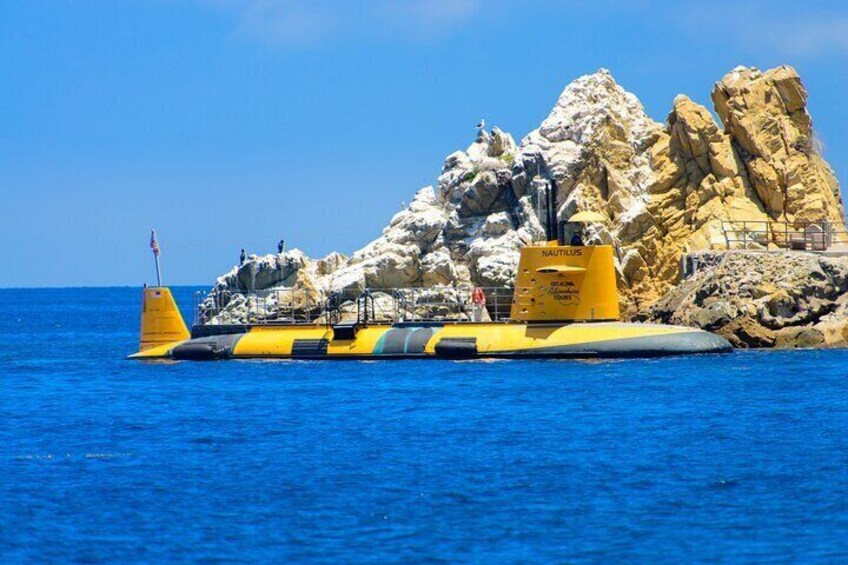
[138, 287, 190, 352]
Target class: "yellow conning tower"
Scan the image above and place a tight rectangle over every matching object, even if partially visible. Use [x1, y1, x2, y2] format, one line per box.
[509, 242, 620, 323]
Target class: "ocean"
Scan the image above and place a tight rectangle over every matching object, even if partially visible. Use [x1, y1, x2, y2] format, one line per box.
[2, 287, 848, 563]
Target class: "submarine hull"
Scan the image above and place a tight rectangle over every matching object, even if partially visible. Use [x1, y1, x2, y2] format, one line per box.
[131, 243, 734, 362]
[130, 321, 732, 361]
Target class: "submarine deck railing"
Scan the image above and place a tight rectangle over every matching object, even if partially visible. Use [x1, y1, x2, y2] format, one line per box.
[192, 286, 515, 327]
[720, 220, 848, 252]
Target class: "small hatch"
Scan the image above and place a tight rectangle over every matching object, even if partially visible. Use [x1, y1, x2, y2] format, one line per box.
[535, 265, 586, 274]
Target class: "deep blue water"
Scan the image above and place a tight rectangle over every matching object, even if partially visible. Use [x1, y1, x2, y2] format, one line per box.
[2, 287, 848, 563]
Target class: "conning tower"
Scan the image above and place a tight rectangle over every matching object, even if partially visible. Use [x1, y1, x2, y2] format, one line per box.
[510, 244, 619, 323]
[510, 175, 619, 323]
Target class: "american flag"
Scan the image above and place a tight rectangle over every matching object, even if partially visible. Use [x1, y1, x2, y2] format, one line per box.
[150, 229, 160, 256]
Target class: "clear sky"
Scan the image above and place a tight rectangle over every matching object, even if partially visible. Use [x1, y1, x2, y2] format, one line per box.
[1, 0, 846, 288]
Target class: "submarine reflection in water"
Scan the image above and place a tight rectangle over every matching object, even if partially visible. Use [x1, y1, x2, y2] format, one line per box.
[129, 243, 732, 361]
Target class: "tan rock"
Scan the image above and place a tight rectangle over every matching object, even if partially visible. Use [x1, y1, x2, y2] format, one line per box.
[421, 250, 457, 286]
[711, 65, 844, 227]
[315, 251, 348, 276]
[647, 251, 848, 348]
[774, 327, 825, 349]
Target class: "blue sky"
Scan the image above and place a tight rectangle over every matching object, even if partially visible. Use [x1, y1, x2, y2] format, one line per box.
[1, 0, 846, 287]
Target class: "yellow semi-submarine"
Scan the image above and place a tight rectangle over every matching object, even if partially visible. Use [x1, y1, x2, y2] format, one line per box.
[130, 219, 732, 361]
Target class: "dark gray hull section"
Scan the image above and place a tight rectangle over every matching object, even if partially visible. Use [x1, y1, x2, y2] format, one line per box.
[493, 330, 732, 359]
[170, 333, 244, 361]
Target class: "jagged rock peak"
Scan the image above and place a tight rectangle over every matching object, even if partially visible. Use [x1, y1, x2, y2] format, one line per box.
[710, 64, 843, 224]
[528, 68, 662, 152]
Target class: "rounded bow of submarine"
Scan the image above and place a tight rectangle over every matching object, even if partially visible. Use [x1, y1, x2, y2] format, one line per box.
[634, 329, 733, 356]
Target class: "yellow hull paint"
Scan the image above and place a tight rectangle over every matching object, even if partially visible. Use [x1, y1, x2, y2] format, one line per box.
[427, 322, 691, 354]
[234, 326, 330, 357]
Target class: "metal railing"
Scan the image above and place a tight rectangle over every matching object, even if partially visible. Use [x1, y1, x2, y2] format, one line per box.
[721, 220, 848, 251]
[390, 286, 512, 324]
[193, 288, 324, 326]
[194, 285, 515, 327]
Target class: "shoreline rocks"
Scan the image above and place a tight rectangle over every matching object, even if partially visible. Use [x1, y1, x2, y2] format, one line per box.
[645, 251, 848, 348]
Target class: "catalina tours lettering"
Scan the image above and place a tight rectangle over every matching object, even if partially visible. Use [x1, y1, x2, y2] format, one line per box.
[543, 281, 581, 304]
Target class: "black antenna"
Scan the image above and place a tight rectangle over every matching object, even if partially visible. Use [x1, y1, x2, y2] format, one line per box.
[546, 178, 558, 242]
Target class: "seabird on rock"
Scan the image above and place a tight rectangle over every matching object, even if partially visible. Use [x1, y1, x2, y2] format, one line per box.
[476, 118, 485, 130]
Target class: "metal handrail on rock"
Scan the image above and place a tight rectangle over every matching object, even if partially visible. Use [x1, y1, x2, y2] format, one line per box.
[193, 285, 514, 327]
[720, 220, 848, 252]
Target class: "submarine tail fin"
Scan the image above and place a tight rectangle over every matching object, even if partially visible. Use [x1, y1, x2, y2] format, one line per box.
[137, 287, 190, 353]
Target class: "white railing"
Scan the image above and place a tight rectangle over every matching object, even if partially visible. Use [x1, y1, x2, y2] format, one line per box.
[721, 220, 848, 251]
[194, 285, 514, 327]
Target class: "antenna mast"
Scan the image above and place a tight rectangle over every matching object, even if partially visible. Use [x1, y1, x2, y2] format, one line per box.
[150, 229, 162, 287]
[546, 178, 558, 242]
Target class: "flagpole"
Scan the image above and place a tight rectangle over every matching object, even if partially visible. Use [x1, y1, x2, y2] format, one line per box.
[151, 229, 162, 287]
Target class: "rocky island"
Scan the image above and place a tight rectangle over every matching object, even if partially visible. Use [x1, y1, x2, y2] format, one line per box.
[201, 65, 848, 349]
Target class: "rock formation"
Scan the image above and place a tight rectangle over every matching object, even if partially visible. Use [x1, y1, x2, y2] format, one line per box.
[647, 251, 848, 348]
[202, 65, 847, 346]
[712, 67, 843, 226]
